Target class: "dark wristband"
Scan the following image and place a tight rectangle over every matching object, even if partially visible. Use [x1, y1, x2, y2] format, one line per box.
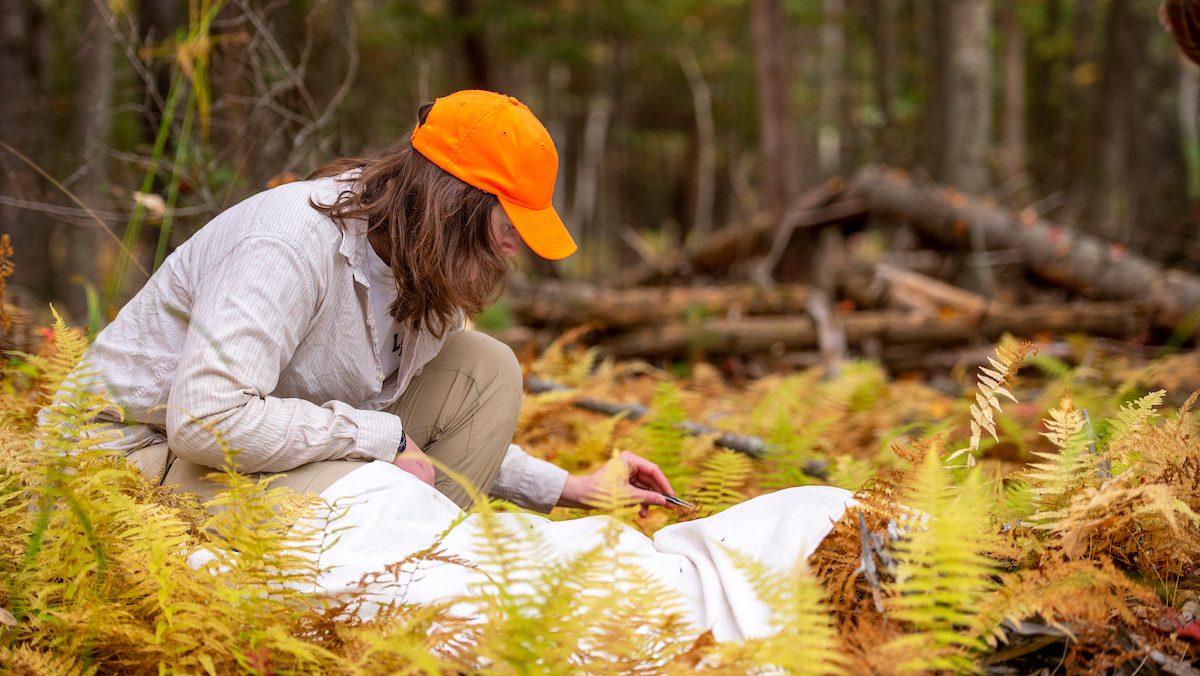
[396, 433, 407, 455]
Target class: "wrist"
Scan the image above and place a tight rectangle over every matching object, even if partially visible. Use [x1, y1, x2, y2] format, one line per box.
[557, 474, 587, 509]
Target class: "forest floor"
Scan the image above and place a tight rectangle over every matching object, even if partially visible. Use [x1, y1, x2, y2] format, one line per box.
[1, 322, 1199, 673]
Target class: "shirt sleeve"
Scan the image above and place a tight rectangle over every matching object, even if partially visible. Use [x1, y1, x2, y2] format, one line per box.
[165, 234, 403, 473]
[488, 443, 569, 513]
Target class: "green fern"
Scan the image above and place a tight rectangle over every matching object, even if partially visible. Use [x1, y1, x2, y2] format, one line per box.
[717, 548, 845, 674]
[884, 446, 999, 673]
[632, 382, 690, 488]
[827, 455, 876, 492]
[762, 413, 835, 489]
[690, 449, 752, 517]
[1101, 390, 1165, 478]
[1025, 397, 1095, 521]
[1001, 478, 1037, 523]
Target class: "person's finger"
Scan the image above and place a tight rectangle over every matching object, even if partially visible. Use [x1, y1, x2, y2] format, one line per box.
[628, 487, 668, 507]
[638, 463, 675, 496]
[622, 452, 675, 496]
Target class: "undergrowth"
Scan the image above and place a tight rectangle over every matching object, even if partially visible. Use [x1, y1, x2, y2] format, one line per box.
[0, 318, 1198, 673]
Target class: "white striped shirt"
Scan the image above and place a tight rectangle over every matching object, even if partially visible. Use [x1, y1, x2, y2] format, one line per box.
[53, 175, 565, 511]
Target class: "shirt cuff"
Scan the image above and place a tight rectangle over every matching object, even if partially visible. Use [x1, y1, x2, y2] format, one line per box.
[489, 443, 569, 514]
[353, 410, 404, 462]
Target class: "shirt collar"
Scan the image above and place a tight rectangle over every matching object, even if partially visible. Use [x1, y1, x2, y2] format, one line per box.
[326, 169, 371, 286]
[339, 218, 371, 286]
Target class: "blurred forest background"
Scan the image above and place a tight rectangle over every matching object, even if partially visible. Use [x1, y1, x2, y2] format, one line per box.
[1, 0, 1197, 330]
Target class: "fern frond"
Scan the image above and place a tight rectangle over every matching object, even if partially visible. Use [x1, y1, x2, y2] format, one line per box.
[42, 307, 89, 397]
[979, 558, 1159, 647]
[529, 325, 601, 387]
[882, 446, 999, 672]
[689, 449, 751, 517]
[0, 645, 89, 676]
[1025, 396, 1095, 521]
[716, 547, 845, 674]
[1105, 390, 1165, 449]
[632, 382, 691, 487]
[1042, 482, 1200, 572]
[826, 455, 876, 492]
[947, 342, 1035, 468]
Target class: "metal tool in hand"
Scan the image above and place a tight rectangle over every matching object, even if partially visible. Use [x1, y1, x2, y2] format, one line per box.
[660, 492, 695, 510]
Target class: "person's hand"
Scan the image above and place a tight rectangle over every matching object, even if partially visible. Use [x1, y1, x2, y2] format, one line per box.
[392, 435, 434, 486]
[558, 451, 676, 518]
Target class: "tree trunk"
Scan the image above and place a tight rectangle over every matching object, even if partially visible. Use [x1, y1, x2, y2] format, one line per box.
[750, 0, 799, 222]
[68, 0, 114, 321]
[999, 2, 1026, 192]
[0, 0, 52, 305]
[850, 166, 1200, 327]
[679, 50, 715, 242]
[939, 0, 992, 194]
[914, 0, 944, 175]
[1180, 57, 1200, 200]
[447, 0, 490, 89]
[1094, 0, 1137, 242]
[940, 0, 993, 296]
[568, 84, 613, 248]
[866, 0, 899, 154]
[818, 0, 846, 176]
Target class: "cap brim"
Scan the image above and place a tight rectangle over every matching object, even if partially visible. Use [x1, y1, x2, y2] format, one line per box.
[498, 196, 577, 260]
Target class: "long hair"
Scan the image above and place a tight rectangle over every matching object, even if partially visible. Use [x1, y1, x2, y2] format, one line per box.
[308, 107, 508, 338]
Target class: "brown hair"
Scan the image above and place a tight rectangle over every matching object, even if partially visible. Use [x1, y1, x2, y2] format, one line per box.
[308, 106, 508, 338]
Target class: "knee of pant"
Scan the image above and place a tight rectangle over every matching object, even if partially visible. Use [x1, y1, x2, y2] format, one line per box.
[441, 330, 522, 394]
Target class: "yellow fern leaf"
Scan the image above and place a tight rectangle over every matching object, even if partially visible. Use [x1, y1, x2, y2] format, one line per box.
[947, 342, 1035, 468]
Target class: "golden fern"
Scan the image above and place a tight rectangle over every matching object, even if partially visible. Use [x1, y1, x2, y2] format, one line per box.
[529, 324, 601, 387]
[464, 487, 689, 672]
[947, 342, 1034, 468]
[979, 558, 1158, 647]
[715, 548, 845, 675]
[0, 645, 90, 676]
[571, 410, 629, 465]
[882, 446, 999, 673]
[689, 449, 752, 517]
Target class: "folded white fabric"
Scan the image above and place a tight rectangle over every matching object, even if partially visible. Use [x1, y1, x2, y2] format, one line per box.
[307, 461, 855, 643]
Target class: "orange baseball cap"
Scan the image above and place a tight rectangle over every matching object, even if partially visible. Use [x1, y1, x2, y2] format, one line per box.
[411, 90, 577, 260]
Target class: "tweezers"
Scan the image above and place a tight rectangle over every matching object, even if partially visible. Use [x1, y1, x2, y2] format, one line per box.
[661, 493, 695, 510]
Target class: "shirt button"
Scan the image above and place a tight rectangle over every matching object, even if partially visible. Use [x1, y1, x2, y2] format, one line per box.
[376, 372, 384, 382]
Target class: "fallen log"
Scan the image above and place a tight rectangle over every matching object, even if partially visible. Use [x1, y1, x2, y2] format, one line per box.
[874, 263, 989, 318]
[690, 198, 866, 277]
[849, 166, 1200, 327]
[606, 301, 1149, 359]
[623, 181, 867, 286]
[508, 282, 812, 330]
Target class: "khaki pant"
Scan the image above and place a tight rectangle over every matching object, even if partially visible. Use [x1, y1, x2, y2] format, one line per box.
[127, 330, 522, 510]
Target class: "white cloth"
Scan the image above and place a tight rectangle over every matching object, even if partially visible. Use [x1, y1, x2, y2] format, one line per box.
[300, 462, 855, 642]
[363, 243, 403, 393]
[45, 173, 566, 510]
